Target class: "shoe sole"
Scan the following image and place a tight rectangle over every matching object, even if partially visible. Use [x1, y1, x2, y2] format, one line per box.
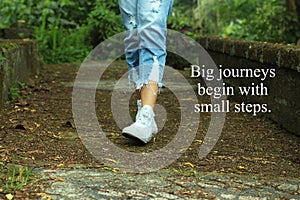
[122, 132, 148, 144]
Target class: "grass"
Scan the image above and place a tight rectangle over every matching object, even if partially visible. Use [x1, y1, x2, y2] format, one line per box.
[172, 167, 220, 179]
[172, 167, 203, 177]
[0, 164, 39, 194]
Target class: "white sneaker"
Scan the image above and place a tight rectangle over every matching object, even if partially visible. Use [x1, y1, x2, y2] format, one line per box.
[123, 105, 157, 143]
[136, 100, 158, 134]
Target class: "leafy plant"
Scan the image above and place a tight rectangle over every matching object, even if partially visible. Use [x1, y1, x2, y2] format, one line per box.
[245, 0, 300, 43]
[191, 0, 300, 44]
[0, 0, 94, 64]
[167, 1, 200, 38]
[87, 0, 123, 46]
[217, 1, 291, 42]
[32, 0, 92, 64]
[0, 0, 31, 29]
[8, 82, 27, 100]
[35, 23, 91, 64]
[0, 0, 92, 28]
[0, 42, 19, 54]
[0, 165, 38, 193]
[9, 86, 20, 100]
[0, 54, 6, 61]
[1, 0, 298, 64]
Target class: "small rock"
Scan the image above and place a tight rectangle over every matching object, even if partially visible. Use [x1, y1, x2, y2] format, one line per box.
[239, 196, 267, 200]
[197, 182, 221, 189]
[277, 183, 299, 193]
[155, 192, 178, 199]
[97, 190, 123, 198]
[221, 194, 236, 199]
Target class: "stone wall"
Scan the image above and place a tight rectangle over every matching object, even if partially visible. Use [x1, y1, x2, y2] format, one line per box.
[197, 37, 300, 135]
[0, 39, 41, 110]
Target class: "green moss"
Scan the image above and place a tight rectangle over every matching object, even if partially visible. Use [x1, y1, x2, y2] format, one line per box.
[0, 41, 19, 54]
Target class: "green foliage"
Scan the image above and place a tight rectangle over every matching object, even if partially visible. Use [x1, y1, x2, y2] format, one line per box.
[35, 23, 91, 64]
[167, 1, 199, 38]
[0, 42, 20, 62]
[87, 0, 123, 45]
[221, 0, 300, 43]
[8, 82, 26, 100]
[0, 0, 93, 64]
[191, 0, 300, 44]
[9, 86, 20, 100]
[1, 0, 298, 64]
[32, 0, 92, 64]
[0, 55, 6, 61]
[0, 42, 19, 53]
[32, 0, 124, 63]
[0, 0, 31, 29]
[0, 165, 37, 193]
[0, 0, 92, 28]
[200, 0, 257, 35]
[0, 0, 125, 63]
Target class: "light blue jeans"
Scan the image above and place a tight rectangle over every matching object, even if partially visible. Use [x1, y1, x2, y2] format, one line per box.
[119, 0, 173, 89]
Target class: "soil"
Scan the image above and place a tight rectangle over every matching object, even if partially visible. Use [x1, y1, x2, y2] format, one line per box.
[0, 62, 299, 199]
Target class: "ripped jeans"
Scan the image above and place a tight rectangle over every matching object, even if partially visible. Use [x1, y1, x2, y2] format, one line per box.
[118, 0, 173, 89]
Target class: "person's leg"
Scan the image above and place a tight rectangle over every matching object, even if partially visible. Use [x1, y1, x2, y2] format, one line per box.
[137, 0, 174, 108]
[119, 0, 141, 101]
[122, 0, 173, 143]
[140, 81, 158, 108]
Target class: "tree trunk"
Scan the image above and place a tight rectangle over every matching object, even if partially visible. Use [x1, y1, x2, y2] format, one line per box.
[286, 0, 300, 43]
[286, 0, 297, 15]
[296, 0, 300, 21]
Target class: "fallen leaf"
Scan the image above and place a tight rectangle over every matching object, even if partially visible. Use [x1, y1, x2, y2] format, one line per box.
[237, 165, 246, 170]
[34, 122, 41, 128]
[174, 181, 186, 187]
[5, 193, 13, 200]
[37, 193, 53, 200]
[180, 98, 193, 101]
[52, 134, 62, 139]
[174, 190, 193, 195]
[184, 162, 195, 168]
[103, 166, 119, 172]
[53, 155, 63, 160]
[104, 158, 117, 163]
[15, 99, 28, 106]
[52, 177, 65, 182]
[15, 121, 30, 131]
[27, 150, 45, 154]
[28, 77, 35, 86]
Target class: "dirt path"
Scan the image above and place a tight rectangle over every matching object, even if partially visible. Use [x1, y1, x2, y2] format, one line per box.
[0, 62, 299, 199]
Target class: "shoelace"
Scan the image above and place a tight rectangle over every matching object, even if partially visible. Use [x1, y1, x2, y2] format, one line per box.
[137, 109, 151, 126]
